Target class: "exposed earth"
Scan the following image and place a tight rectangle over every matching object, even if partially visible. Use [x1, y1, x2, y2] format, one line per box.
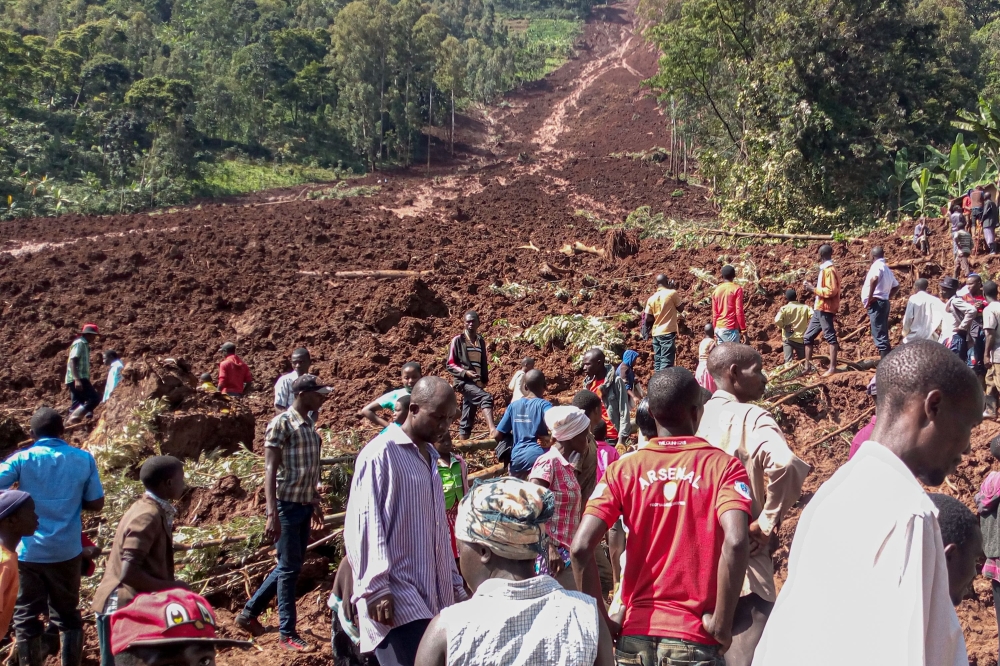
[2, 1, 1000, 664]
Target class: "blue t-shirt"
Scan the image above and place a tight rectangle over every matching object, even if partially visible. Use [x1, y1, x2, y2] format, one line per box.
[496, 397, 552, 474]
[0, 438, 104, 563]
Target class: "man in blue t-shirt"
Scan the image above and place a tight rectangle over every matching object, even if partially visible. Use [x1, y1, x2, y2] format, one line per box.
[0, 407, 104, 666]
[491, 370, 552, 477]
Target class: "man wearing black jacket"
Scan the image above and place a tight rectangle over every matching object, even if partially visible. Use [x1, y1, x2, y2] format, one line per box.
[446, 311, 496, 439]
[983, 191, 998, 255]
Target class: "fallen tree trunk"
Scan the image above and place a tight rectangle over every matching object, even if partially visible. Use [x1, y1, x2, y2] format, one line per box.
[470, 463, 504, 480]
[706, 229, 837, 241]
[803, 407, 875, 449]
[332, 269, 435, 279]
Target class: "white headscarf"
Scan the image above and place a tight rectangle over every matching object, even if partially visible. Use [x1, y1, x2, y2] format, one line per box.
[544, 405, 591, 442]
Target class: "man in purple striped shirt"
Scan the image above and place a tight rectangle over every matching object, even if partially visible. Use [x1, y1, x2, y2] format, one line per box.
[345, 376, 468, 666]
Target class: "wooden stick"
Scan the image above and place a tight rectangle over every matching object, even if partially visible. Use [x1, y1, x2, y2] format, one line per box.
[839, 323, 871, 344]
[772, 384, 821, 406]
[470, 463, 505, 480]
[802, 407, 875, 449]
[705, 229, 837, 241]
[332, 270, 434, 279]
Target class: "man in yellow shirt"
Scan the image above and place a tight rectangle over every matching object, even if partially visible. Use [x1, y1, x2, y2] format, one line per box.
[641, 274, 684, 370]
[774, 289, 814, 363]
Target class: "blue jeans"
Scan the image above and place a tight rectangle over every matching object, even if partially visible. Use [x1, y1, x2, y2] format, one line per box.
[715, 328, 740, 343]
[866, 298, 891, 356]
[652, 333, 677, 370]
[615, 635, 724, 666]
[243, 500, 313, 637]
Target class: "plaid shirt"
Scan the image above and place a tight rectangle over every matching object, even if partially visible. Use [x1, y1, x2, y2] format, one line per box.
[529, 448, 581, 549]
[265, 407, 322, 504]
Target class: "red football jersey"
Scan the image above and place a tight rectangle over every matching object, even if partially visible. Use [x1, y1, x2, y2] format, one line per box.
[586, 436, 752, 644]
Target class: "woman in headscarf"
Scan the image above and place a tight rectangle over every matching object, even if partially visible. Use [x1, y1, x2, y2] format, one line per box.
[529, 405, 591, 591]
[616, 349, 643, 407]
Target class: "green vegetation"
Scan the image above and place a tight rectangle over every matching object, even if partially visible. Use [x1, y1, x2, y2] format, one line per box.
[0, 0, 588, 218]
[522, 314, 627, 362]
[646, 0, 985, 232]
[198, 161, 348, 197]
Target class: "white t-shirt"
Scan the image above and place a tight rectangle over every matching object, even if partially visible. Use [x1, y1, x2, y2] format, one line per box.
[984, 300, 1000, 363]
[752, 441, 967, 666]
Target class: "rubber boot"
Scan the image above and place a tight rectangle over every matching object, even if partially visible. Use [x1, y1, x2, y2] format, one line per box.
[17, 637, 43, 666]
[60, 629, 83, 666]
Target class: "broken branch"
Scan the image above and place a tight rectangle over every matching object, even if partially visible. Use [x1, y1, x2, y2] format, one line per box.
[803, 407, 875, 449]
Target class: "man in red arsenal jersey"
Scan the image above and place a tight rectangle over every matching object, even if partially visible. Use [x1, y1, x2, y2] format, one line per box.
[571, 367, 751, 666]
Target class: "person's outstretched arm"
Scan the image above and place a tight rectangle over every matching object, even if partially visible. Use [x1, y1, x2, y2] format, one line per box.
[359, 397, 390, 428]
[701, 509, 749, 652]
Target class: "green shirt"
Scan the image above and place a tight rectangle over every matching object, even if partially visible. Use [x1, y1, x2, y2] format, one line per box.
[65, 337, 90, 384]
[437, 455, 466, 510]
[376, 387, 410, 410]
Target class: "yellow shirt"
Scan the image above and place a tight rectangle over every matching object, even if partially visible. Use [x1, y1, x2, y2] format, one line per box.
[774, 302, 814, 343]
[0, 545, 18, 637]
[644, 287, 682, 336]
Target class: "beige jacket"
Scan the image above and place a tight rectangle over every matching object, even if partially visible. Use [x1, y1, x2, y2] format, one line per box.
[697, 390, 811, 601]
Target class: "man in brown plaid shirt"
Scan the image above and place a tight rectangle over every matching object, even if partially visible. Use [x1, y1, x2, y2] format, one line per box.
[236, 374, 331, 653]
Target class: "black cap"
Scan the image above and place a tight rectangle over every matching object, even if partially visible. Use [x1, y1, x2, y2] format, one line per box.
[218, 342, 236, 354]
[291, 374, 332, 396]
[940, 277, 960, 290]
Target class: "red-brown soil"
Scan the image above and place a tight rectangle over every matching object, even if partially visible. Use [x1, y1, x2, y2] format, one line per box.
[4, 0, 1000, 664]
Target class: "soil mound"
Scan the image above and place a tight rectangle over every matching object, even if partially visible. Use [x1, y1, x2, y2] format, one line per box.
[176, 474, 258, 526]
[362, 278, 450, 333]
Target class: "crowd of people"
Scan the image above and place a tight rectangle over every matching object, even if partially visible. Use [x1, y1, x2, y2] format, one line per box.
[5, 239, 1000, 666]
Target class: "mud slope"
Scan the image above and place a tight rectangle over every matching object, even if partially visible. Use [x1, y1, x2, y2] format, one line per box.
[4, 1, 1000, 665]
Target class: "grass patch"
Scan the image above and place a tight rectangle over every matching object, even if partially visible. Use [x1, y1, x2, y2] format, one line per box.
[198, 160, 353, 197]
[504, 14, 583, 75]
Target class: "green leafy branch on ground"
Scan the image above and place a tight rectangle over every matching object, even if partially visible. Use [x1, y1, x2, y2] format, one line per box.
[522, 314, 625, 362]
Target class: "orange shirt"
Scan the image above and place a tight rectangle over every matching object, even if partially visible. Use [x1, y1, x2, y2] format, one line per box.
[711, 282, 746, 331]
[586, 437, 752, 644]
[813, 262, 842, 314]
[0, 545, 18, 637]
[586, 378, 619, 441]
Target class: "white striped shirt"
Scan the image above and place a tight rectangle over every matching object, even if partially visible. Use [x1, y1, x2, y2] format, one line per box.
[440, 575, 599, 666]
[345, 427, 468, 653]
[273, 370, 302, 410]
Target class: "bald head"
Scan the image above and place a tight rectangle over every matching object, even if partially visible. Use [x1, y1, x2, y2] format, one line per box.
[819, 244, 833, 260]
[407, 376, 457, 446]
[914, 278, 928, 293]
[656, 274, 669, 288]
[523, 369, 546, 395]
[873, 340, 983, 486]
[708, 343, 766, 402]
[647, 367, 704, 435]
[410, 376, 454, 407]
[871, 246, 884, 260]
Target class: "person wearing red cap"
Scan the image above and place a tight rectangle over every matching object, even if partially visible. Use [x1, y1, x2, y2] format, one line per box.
[216, 342, 252, 397]
[110, 589, 250, 666]
[66, 324, 101, 425]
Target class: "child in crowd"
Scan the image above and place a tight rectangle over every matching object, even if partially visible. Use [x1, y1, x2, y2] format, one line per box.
[380, 395, 410, 435]
[358, 361, 422, 428]
[775, 289, 814, 363]
[509, 357, 534, 402]
[978, 434, 1000, 657]
[695, 324, 717, 393]
[531, 406, 589, 591]
[434, 433, 469, 559]
[93, 456, 189, 666]
[0, 491, 36, 639]
[914, 217, 930, 255]
[929, 493, 982, 609]
[198, 373, 217, 392]
[594, 422, 620, 484]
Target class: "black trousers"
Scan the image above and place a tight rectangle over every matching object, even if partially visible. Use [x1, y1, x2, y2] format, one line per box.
[457, 382, 493, 438]
[15, 557, 83, 640]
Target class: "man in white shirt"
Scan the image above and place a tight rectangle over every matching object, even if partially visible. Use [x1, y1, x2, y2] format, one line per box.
[983, 281, 1000, 417]
[752, 339, 984, 666]
[861, 246, 900, 357]
[902, 279, 944, 344]
[274, 348, 311, 414]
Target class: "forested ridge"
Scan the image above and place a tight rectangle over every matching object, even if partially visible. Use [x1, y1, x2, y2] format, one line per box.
[0, 0, 586, 216]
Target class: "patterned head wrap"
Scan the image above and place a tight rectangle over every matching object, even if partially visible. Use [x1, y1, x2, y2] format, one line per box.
[454, 478, 555, 560]
[544, 405, 591, 442]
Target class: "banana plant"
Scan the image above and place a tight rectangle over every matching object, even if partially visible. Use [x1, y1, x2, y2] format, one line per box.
[926, 134, 985, 200]
[909, 168, 947, 218]
[888, 148, 913, 215]
[954, 97, 1000, 176]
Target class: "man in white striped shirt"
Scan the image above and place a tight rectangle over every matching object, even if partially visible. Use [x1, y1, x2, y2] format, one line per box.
[274, 348, 311, 414]
[346, 376, 467, 666]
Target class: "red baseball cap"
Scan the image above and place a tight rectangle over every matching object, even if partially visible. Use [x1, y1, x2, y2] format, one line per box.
[81, 323, 100, 335]
[110, 590, 251, 655]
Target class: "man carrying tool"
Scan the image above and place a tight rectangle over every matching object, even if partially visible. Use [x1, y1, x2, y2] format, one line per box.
[698, 344, 810, 666]
[66, 324, 101, 424]
[235, 375, 330, 652]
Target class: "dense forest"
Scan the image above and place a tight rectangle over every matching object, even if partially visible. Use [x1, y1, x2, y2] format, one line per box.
[0, 0, 587, 215]
[645, 0, 1000, 232]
